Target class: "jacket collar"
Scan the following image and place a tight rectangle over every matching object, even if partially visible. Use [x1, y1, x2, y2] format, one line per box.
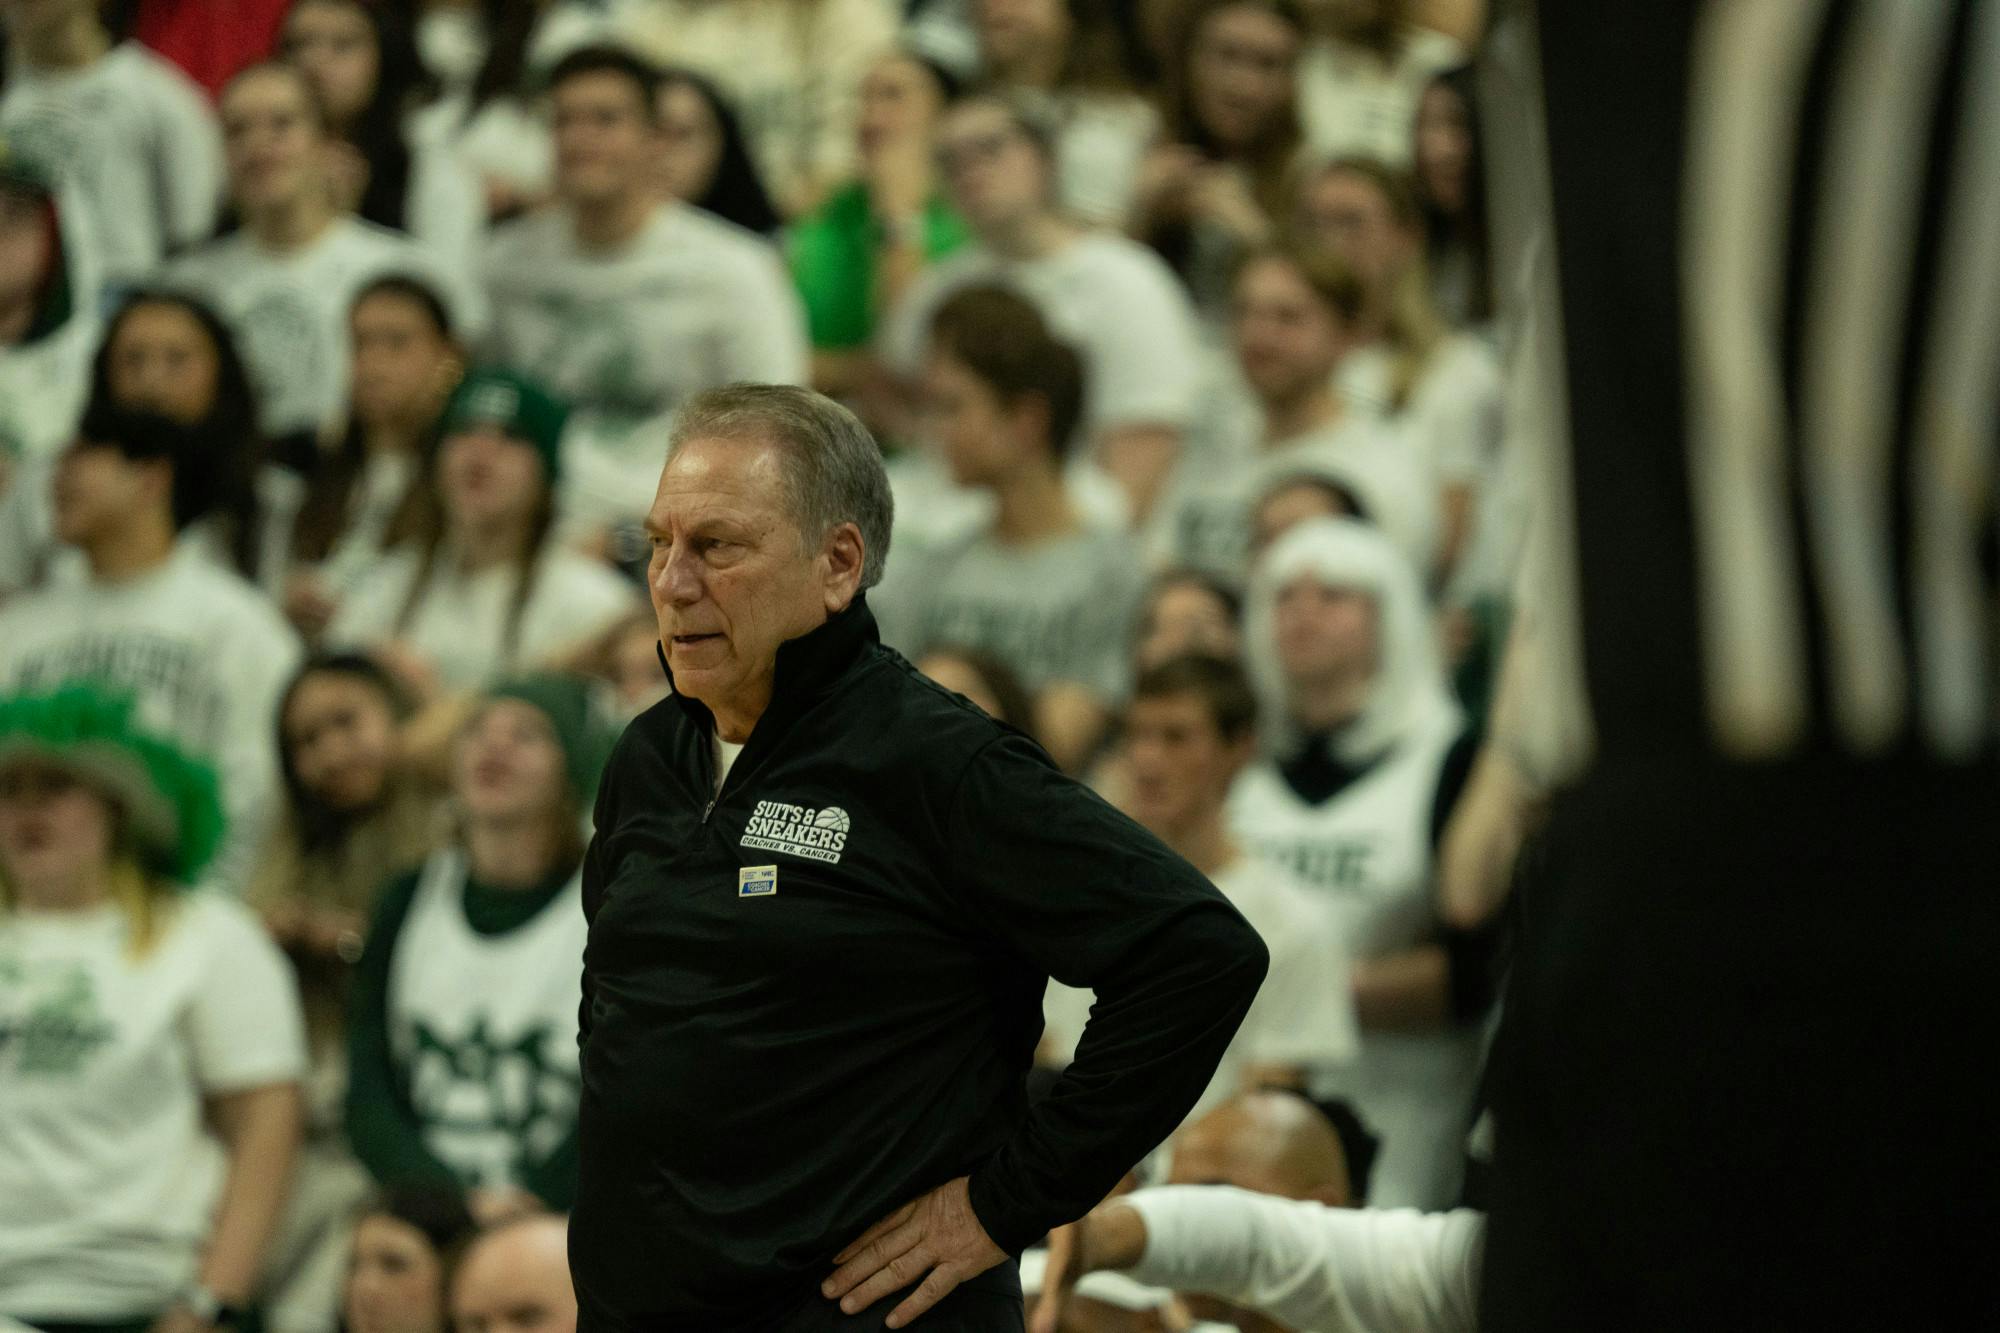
[658, 595, 880, 739]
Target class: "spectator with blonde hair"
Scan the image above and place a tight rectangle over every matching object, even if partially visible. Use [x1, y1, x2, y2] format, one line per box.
[0, 685, 306, 1331]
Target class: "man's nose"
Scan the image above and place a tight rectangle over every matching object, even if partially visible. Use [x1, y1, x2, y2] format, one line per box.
[653, 546, 704, 606]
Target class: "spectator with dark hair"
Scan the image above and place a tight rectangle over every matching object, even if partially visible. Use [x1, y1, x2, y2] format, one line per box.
[1293, 155, 1499, 581]
[343, 1184, 478, 1333]
[576, 608, 671, 720]
[883, 89, 1202, 521]
[166, 62, 477, 441]
[1232, 517, 1481, 1209]
[790, 47, 969, 398]
[1153, 243, 1435, 583]
[252, 653, 449, 1333]
[1294, 0, 1464, 166]
[612, 0, 900, 214]
[286, 274, 466, 639]
[450, 1212, 577, 1333]
[1136, 0, 1308, 319]
[90, 288, 283, 585]
[1043, 657, 1356, 1134]
[653, 66, 782, 235]
[0, 132, 98, 593]
[326, 367, 637, 700]
[0, 404, 303, 891]
[915, 644, 1035, 733]
[345, 675, 610, 1222]
[0, 0, 222, 285]
[479, 45, 806, 536]
[0, 685, 306, 1331]
[972, 0, 1158, 225]
[904, 283, 1144, 770]
[410, 0, 611, 220]
[1135, 568, 1243, 672]
[1411, 64, 1488, 329]
[0, 130, 96, 465]
[280, 0, 485, 269]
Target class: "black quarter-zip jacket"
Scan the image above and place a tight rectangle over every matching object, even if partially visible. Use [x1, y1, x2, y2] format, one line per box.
[570, 597, 1269, 1328]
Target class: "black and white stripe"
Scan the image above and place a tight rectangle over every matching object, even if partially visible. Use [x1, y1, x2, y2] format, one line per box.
[1509, 0, 2000, 764]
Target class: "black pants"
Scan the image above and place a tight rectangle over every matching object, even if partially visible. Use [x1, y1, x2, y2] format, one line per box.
[580, 1260, 1023, 1333]
[1480, 754, 2000, 1331]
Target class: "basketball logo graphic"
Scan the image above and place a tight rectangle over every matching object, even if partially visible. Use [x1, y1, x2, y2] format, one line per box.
[813, 807, 851, 834]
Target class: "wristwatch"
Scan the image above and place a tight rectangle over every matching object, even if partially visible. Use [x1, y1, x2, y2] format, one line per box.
[179, 1282, 246, 1328]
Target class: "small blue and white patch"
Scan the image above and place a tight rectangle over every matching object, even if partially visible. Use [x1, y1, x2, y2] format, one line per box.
[738, 865, 778, 897]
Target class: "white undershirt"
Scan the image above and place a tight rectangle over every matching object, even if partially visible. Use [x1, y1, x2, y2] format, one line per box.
[714, 736, 745, 793]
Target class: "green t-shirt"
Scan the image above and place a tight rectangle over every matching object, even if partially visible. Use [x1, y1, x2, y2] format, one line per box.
[788, 182, 970, 350]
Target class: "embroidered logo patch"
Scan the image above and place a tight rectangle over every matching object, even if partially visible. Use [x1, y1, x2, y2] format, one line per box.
[738, 865, 778, 897]
[740, 801, 850, 864]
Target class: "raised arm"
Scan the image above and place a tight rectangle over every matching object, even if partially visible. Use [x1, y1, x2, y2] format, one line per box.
[1039, 1185, 1483, 1333]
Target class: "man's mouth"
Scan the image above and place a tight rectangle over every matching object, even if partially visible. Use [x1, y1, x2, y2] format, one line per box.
[671, 633, 722, 646]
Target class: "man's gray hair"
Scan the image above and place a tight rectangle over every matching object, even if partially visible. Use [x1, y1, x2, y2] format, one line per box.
[667, 384, 895, 589]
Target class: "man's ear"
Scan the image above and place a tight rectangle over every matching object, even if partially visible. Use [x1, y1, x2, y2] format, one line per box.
[821, 521, 866, 612]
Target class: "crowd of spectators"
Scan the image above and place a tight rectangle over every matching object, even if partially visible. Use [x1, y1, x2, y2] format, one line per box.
[0, 1, 1510, 1329]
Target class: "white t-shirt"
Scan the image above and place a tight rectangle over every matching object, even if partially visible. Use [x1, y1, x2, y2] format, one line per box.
[0, 43, 224, 285]
[1044, 851, 1359, 1132]
[1296, 27, 1466, 168]
[0, 894, 307, 1321]
[164, 216, 482, 438]
[1149, 414, 1438, 585]
[714, 735, 745, 793]
[0, 313, 95, 464]
[1122, 1186, 1482, 1333]
[480, 202, 808, 530]
[1052, 92, 1158, 228]
[325, 545, 638, 692]
[387, 850, 585, 1192]
[1338, 335, 1503, 489]
[412, 4, 614, 199]
[0, 546, 304, 893]
[882, 232, 1205, 435]
[612, 0, 900, 210]
[1228, 718, 1479, 1210]
[902, 519, 1147, 701]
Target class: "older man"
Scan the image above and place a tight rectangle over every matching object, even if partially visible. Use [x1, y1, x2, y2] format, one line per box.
[573, 385, 1269, 1331]
[454, 1214, 579, 1333]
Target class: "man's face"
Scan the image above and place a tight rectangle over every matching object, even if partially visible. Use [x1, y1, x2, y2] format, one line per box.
[935, 101, 1048, 237]
[51, 440, 164, 549]
[923, 351, 1022, 488]
[552, 72, 658, 210]
[450, 1227, 577, 1333]
[1273, 576, 1378, 695]
[221, 68, 327, 216]
[1232, 256, 1349, 407]
[1122, 692, 1245, 838]
[645, 436, 859, 727]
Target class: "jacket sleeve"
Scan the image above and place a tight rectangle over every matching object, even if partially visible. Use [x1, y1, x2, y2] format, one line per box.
[946, 733, 1269, 1253]
[345, 871, 462, 1192]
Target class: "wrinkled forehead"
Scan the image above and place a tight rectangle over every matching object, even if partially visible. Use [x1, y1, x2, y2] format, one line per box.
[648, 434, 797, 532]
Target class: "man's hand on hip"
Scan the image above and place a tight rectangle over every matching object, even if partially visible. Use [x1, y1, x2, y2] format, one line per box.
[823, 1175, 1007, 1328]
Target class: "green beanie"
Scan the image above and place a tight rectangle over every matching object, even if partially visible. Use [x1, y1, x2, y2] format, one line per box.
[440, 367, 569, 482]
[0, 686, 225, 886]
[486, 674, 617, 805]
